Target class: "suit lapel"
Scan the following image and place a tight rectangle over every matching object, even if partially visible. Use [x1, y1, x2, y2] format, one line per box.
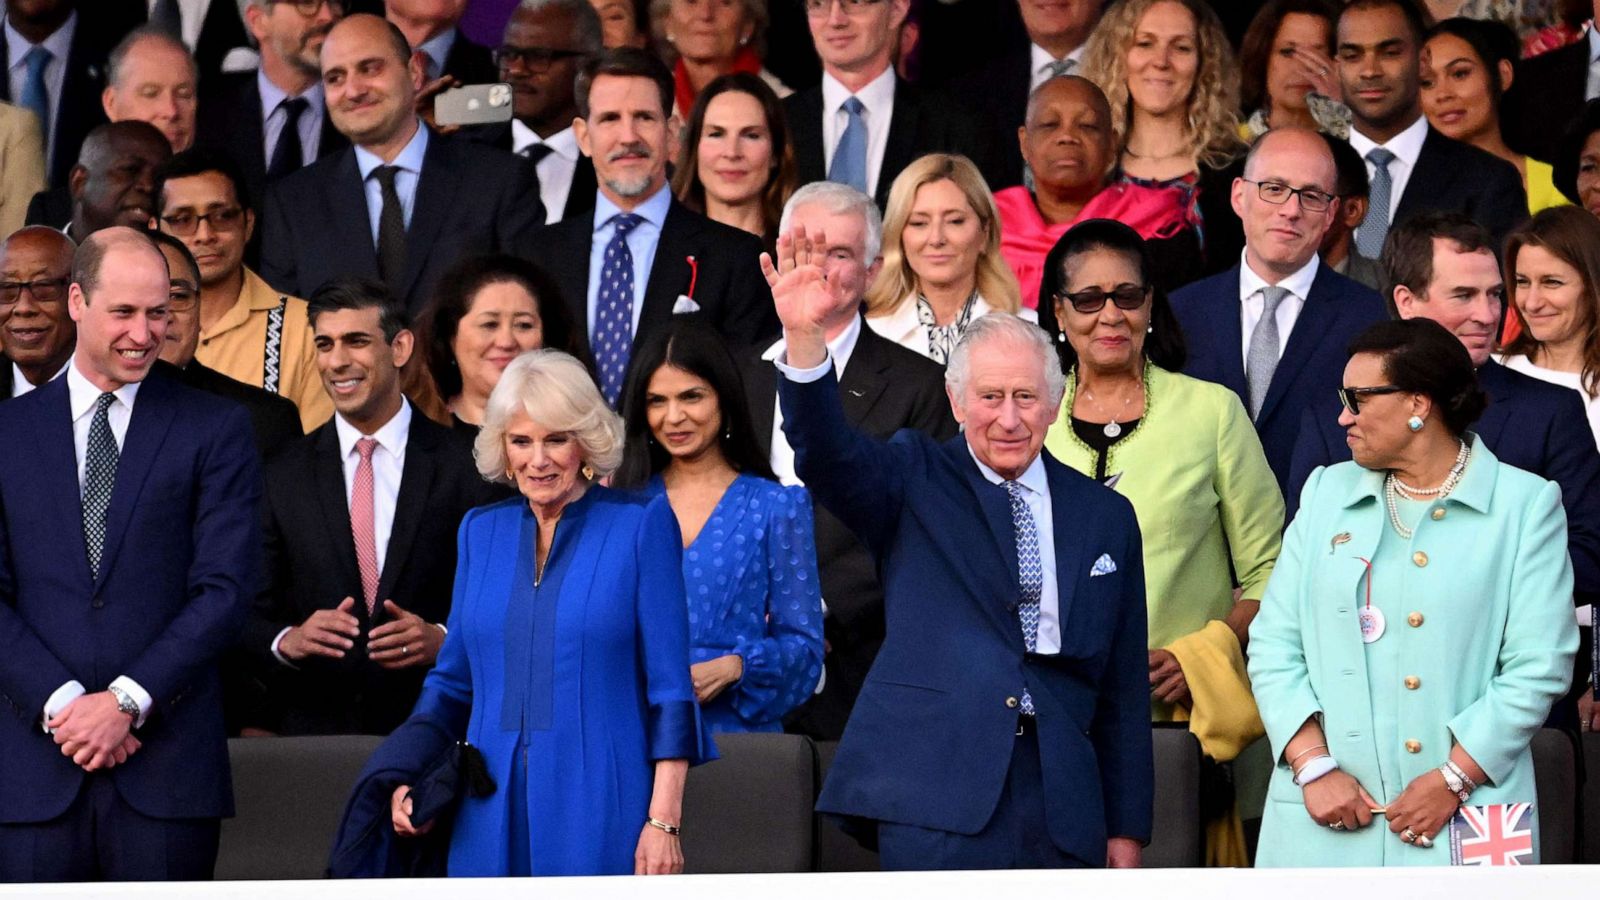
[35, 379, 91, 590]
[1258, 265, 1336, 423]
[376, 415, 437, 602]
[319, 113, 350, 161]
[1213, 269, 1248, 397]
[400, 133, 458, 301]
[839, 326, 890, 423]
[789, 89, 826, 183]
[94, 373, 177, 592]
[638, 201, 695, 338]
[555, 210, 596, 336]
[237, 78, 268, 183]
[1043, 452, 1085, 628]
[564, 156, 598, 220]
[877, 80, 919, 209]
[744, 352, 778, 458]
[313, 423, 364, 601]
[328, 149, 378, 266]
[1395, 128, 1444, 220]
[953, 439, 1021, 598]
[1472, 360, 1515, 443]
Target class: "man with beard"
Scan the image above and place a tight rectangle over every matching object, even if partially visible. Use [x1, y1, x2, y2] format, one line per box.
[259, 14, 544, 316]
[525, 48, 775, 407]
[63, 120, 170, 244]
[0, 226, 75, 399]
[195, 0, 351, 208]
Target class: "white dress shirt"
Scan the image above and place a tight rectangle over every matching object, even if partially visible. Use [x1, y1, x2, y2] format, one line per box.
[772, 345, 1061, 654]
[1028, 42, 1085, 93]
[761, 314, 863, 486]
[145, 0, 210, 51]
[1348, 114, 1428, 223]
[512, 120, 578, 224]
[355, 122, 428, 243]
[820, 66, 896, 199]
[1586, 26, 1600, 101]
[258, 68, 327, 170]
[586, 182, 671, 335]
[10, 358, 69, 398]
[4, 11, 75, 168]
[43, 359, 152, 731]
[1238, 250, 1318, 368]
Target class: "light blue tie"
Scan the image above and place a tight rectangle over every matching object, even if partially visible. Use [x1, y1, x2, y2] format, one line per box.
[1005, 480, 1041, 716]
[828, 96, 868, 194]
[1356, 147, 1396, 260]
[593, 213, 642, 408]
[19, 46, 52, 146]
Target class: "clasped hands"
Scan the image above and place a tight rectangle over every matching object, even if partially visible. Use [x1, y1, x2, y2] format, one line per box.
[49, 691, 139, 773]
[1304, 768, 1459, 846]
[279, 597, 444, 669]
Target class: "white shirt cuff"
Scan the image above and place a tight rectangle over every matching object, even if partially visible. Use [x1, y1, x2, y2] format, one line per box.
[1577, 604, 1592, 628]
[773, 350, 833, 383]
[42, 680, 86, 734]
[270, 626, 298, 668]
[110, 676, 151, 729]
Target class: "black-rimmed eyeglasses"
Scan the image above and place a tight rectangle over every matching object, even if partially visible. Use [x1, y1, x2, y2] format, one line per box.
[0, 278, 69, 307]
[268, 0, 344, 16]
[1337, 385, 1405, 415]
[1243, 178, 1336, 213]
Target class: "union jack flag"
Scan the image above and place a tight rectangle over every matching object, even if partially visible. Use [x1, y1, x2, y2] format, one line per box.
[1449, 803, 1536, 866]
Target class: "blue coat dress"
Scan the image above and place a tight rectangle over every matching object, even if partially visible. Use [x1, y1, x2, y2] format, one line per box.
[645, 473, 824, 733]
[408, 488, 716, 876]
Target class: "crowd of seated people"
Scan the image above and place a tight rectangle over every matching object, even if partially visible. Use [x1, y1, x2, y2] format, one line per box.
[0, 0, 1597, 883]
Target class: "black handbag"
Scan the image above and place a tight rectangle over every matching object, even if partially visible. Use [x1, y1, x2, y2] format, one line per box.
[409, 740, 498, 827]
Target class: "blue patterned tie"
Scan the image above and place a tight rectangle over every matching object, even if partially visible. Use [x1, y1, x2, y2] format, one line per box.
[1356, 147, 1396, 260]
[19, 46, 52, 147]
[1005, 480, 1042, 716]
[593, 212, 642, 407]
[82, 393, 118, 580]
[828, 97, 868, 193]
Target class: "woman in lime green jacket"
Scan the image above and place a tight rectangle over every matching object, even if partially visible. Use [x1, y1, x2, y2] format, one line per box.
[1248, 319, 1577, 866]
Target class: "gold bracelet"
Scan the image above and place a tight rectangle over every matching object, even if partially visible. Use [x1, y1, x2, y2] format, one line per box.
[645, 817, 681, 836]
[1288, 744, 1328, 768]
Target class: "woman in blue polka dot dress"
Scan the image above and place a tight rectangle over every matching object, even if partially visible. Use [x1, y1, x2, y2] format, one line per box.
[616, 318, 824, 733]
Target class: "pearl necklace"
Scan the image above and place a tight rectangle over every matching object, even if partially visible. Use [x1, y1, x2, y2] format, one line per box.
[1384, 440, 1470, 539]
[1081, 380, 1143, 439]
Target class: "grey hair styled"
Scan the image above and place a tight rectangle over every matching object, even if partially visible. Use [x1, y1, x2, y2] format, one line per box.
[108, 25, 199, 88]
[516, 0, 605, 54]
[778, 181, 883, 263]
[944, 313, 1066, 408]
[475, 350, 625, 484]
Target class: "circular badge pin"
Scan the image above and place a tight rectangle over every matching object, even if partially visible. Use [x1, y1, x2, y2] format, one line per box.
[1359, 605, 1386, 643]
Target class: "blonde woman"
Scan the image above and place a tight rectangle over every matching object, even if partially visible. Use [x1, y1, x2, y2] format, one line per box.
[864, 153, 1028, 365]
[1081, 0, 1248, 272]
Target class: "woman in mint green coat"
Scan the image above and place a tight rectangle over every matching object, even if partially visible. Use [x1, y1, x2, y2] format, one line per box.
[1249, 319, 1578, 866]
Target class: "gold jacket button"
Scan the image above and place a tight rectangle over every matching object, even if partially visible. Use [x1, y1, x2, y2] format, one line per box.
[1405, 739, 1422, 753]
[1431, 508, 1446, 520]
[1412, 551, 1429, 567]
[1408, 612, 1424, 627]
[1404, 676, 1420, 690]
[1005, 696, 1019, 709]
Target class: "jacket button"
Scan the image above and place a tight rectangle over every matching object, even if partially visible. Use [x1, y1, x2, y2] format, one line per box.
[1408, 612, 1424, 627]
[1404, 676, 1420, 690]
[1412, 551, 1429, 567]
[1405, 739, 1422, 753]
[1005, 696, 1019, 709]
[91, 599, 104, 609]
[1431, 508, 1446, 520]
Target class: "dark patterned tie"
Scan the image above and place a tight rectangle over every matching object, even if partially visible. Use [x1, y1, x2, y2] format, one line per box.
[372, 165, 407, 293]
[520, 143, 554, 165]
[1005, 480, 1041, 716]
[267, 97, 308, 180]
[593, 213, 642, 407]
[82, 393, 118, 580]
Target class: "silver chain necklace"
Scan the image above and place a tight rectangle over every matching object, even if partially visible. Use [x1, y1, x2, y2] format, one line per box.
[1080, 380, 1143, 439]
[1384, 440, 1470, 539]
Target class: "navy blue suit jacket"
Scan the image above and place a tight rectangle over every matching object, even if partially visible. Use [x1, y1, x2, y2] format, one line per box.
[1287, 360, 1600, 600]
[1170, 263, 1387, 496]
[781, 369, 1152, 862]
[0, 366, 262, 823]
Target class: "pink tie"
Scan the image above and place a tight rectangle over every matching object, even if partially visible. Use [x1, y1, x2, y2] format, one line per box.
[351, 437, 379, 613]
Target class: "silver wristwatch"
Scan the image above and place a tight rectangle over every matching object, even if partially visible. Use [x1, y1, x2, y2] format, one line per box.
[108, 686, 140, 722]
[1438, 764, 1470, 803]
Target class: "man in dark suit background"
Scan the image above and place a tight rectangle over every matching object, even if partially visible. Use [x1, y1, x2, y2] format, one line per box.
[0, 225, 75, 399]
[57, 121, 170, 244]
[1336, 0, 1526, 253]
[768, 247, 1151, 869]
[1171, 128, 1387, 495]
[738, 182, 956, 741]
[195, 0, 349, 207]
[259, 14, 544, 316]
[784, 0, 995, 209]
[241, 277, 500, 735]
[385, 0, 495, 84]
[525, 48, 775, 407]
[0, 227, 262, 881]
[1499, 0, 1596, 165]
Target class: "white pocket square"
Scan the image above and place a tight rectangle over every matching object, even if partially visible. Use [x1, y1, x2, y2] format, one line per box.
[672, 295, 702, 314]
[1090, 554, 1117, 577]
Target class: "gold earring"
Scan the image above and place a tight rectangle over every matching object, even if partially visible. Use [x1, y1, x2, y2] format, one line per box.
[582, 464, 596, 481]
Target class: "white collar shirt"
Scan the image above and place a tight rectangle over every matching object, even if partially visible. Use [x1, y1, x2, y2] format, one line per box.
[761, 314, 863, 487]
[1348, 114, 1428, 222]
[1238, 250, 1319, 367]
[145, 0, 210, 50]
[1028, 41, 1085, 93]
[258, 68, 327, 170]
[4, 11, 75, 169]
[354, 122, 429, 243]
[820, 66, 896, 199]
[332, 398, 412, 576]
[966, 446, 1060, 655]
[513, 120, 579, 224]
[12, 357, 69, 398]
[66, 357, 139, 490]
[586, 183, 671, 335]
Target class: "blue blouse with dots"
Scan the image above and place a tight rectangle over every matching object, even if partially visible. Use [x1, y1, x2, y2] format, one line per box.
[646, 472, 825, 733]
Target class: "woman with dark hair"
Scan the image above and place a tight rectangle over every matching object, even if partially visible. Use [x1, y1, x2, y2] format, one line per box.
[671, 72, 797, 245]
[1502, 206, 1600, 445]
[1237, 0, 1349, 139]
[1040, 220, 1282, 862]
[615, 318, 822, 733]
[412, 254, 584, 431]
[1419, 17, 1567, 213]
[1250, 318, 1577, 866]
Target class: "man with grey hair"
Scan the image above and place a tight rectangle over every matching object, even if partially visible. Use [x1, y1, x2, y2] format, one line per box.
[739, 181, 954, 741]
[765, 228, 1152, 869]
[102, 26, 198, 154]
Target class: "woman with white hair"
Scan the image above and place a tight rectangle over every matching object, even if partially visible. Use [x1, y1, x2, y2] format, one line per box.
[387, 349, 715, 876]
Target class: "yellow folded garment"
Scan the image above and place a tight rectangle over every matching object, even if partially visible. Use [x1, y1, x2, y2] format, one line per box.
[1165, 619, 1265, 764]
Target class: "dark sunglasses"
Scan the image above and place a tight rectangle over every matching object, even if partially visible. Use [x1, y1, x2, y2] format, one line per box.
[1337, 385, 1405, 415]
[1055, 284, 1151, 315]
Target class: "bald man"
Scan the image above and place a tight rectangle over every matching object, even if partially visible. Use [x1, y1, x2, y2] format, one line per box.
[63, 121, 172, 243]
[1171, 128, 1388, 494]
[0, 226, 76, 399]
[0, 226, 261, 882]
